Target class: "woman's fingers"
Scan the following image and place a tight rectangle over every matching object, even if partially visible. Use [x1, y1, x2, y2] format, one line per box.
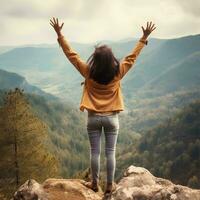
[50, 17, 64, 32]
[53, 17, 57, 24]
[145, 21, 156, 32]
[141, 26, 145, 32]
[149, 21, 152, 29]
[151, 26, 156, 31]
[150, 23, 156, 32]
[50, 19, 54, 25]
[50, 18, 56, 27]
[50, 22, 54, 27]
[150, 23, 155, 29]
[60, 22, 64, 29]
[142, 21, 156, 36]
[50, 19, 55, 29]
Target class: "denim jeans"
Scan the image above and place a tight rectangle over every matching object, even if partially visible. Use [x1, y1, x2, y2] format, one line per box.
[87, 112, 119, 184]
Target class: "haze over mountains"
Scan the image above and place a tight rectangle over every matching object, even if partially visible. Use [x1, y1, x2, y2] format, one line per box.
[0, 34, 199, 107]
[0, 69, 57, 100]
[0, 34, 199, 132]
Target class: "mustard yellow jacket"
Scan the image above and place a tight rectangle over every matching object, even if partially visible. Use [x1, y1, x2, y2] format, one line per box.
[57, 36, 147, 113]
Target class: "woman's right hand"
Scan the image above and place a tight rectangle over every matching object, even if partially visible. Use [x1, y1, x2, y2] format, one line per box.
[50, 17, 64, 37]
[141, 21, 156, 39]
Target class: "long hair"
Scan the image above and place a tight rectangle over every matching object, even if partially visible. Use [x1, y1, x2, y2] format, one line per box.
[87, 44, 120, 85]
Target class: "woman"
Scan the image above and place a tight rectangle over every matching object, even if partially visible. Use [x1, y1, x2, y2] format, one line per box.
[50, 17, 156, 195]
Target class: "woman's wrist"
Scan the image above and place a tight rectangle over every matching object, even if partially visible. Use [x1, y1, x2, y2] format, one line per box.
[139, 36, 148, 45]
[141, 35, 148, 40]
[57, 31, 63, 37]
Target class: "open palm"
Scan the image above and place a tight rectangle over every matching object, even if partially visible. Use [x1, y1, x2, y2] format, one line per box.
[141, 21, 156, 39]
[50, 17, 64, 36]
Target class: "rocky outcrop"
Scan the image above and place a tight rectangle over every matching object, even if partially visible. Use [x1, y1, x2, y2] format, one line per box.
[12, 165, 200, 200]
[111, 165, 200, 200]
[12, 179, 103, 200]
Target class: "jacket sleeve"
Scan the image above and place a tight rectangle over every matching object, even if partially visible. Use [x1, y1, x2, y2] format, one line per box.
[57, 35, 89, 78]
[119, 39, 147, 79]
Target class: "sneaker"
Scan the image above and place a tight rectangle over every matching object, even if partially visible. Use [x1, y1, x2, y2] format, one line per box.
[82, 181, 99, 192]
[104, 182, 117, 195]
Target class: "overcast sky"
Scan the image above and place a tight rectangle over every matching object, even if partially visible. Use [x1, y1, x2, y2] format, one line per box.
[0, 0, 200, 45]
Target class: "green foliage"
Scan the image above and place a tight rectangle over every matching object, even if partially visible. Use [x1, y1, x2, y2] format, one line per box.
[187, 176, 200, 188]
[126, 88, 200, 132]
[1, 87, 200, 192]
[1, 88, 200, 190]
[117, 100, 200, 189]
[0, 88, 59, 199]
[21, 92, 141, 179]
[23, 92, 91, 177]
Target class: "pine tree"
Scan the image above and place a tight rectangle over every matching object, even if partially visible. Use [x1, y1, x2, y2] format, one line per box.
[0, 88, 60, 198]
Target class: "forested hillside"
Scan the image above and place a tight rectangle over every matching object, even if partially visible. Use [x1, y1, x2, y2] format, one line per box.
[124, 88, 200, 132]
[0, 89, 59, 199]
[0, 89, 89, 177]
[0, 88, 138, 179]
[117, 100, 200, 189]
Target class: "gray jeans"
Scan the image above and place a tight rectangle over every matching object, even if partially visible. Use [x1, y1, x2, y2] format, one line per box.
[87, 112, 119, 183]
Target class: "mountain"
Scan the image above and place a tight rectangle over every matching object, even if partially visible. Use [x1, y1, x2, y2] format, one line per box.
[124, 34, 200, 100]
[0, 44, 57, 54]
[1, 33, 199, 132]
[0, 69, 57, 100]
[0, 46, 16, 54]
[0, 41, 93, 101]
[142, 51, 200, 94]
[0, 34, 199, 104]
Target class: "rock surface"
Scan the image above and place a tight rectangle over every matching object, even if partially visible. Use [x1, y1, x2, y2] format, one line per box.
[12, 165, 200, 200]
[111, 165, 200, 200]
[12, 179, 103, 200]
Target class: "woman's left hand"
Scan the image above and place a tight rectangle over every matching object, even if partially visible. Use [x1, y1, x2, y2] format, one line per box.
[141, 21, 156, 39]
[50, 17, 64, 37]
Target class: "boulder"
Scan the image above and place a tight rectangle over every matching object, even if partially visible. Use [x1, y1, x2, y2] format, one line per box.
[12, 179, 103, 200]
[12, 165, 200, 200]
[111, 165, 200, 200]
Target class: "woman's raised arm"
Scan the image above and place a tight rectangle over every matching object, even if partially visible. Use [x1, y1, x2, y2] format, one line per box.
[50, 17, 89, 78]
[119, 21, 156, 79]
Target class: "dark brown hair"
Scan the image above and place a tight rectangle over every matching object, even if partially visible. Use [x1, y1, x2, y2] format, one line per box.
[87, 44, 120, 85]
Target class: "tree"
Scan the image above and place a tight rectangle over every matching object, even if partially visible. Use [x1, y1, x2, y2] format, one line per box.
[0, 88, 59, 198]
[187, 176, 199, 189]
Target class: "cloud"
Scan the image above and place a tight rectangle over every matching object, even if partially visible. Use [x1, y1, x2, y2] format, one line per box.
[175, 0, 200, 18]
[0, 0, 106, 20]
[1, 0, 58, 19]
[0, 0, 199, 45]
